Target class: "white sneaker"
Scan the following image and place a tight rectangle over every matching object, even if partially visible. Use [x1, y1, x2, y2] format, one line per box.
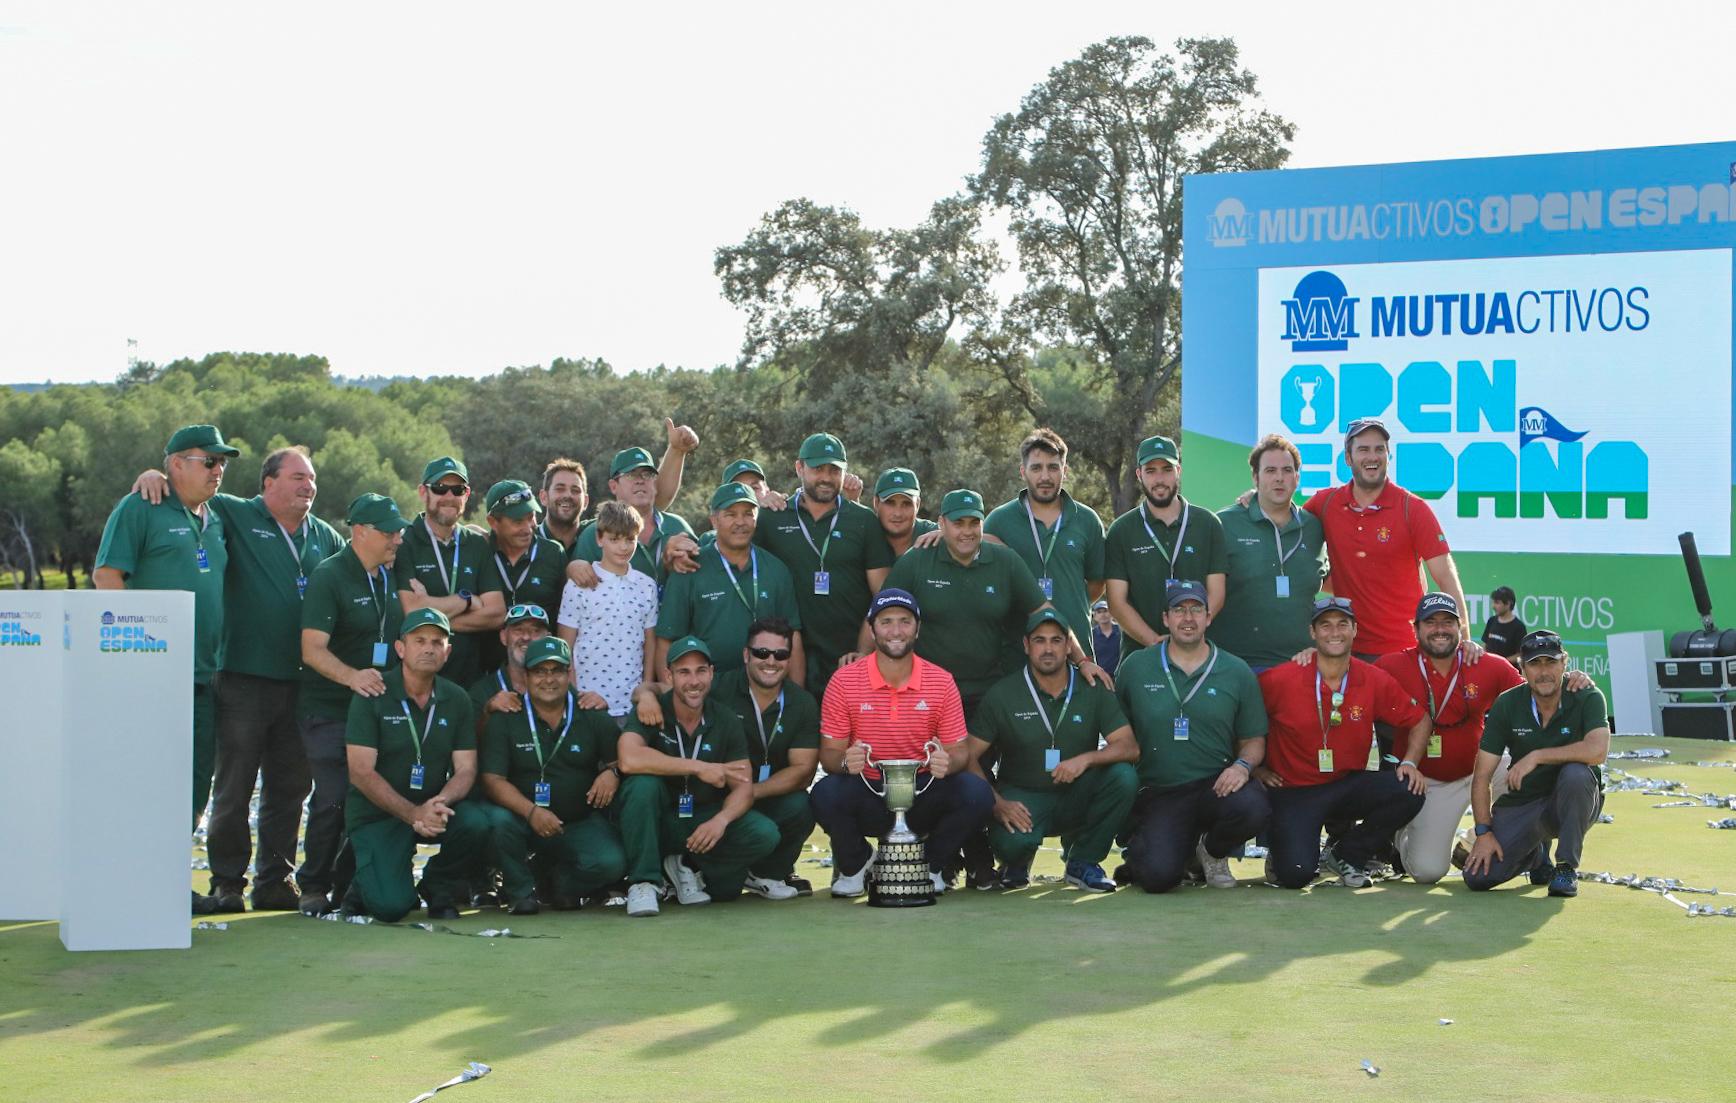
[744, 874, 798, 900]
[663, 854, 711, 905]
[1320, 845, 1370, 889]
[831, 849, 873, 897]
[930, 870, 948, 894]
[1196, 837, 1237, 889]
[625, 882, 660, 917]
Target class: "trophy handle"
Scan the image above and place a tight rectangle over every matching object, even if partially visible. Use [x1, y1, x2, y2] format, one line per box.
[914, 739, 944, 796]
[858, 743, 885, 797]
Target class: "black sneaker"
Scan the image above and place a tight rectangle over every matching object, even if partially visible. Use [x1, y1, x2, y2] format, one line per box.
[1527, 849, 1555, 886]
[425, 902, 460, 921]
[507, 896, 540, 916]
[1547, 863, 1578, 898]
[998, 864, 1030, 890]
[191, 891, 220, 916]
[297, 890, 331, 917]
[785, 876, 814, 897]
[337, 887, 366, 918]
[968, 857, 999, 891]
[211, 888, 246, 914]
[251, 881, 300, 912]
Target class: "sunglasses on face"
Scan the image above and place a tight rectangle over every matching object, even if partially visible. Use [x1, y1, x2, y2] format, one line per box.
[748, 647, 792, 661]
[428, 483, 468, 496]
[183, 454, 229, 470]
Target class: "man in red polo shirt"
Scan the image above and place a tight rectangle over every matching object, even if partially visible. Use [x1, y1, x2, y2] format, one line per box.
[1303, 418, 1473, 660]
[1256, 597, 1430, 888]
[1376, 592, 1592, 883]
[811, 588, 993, 898]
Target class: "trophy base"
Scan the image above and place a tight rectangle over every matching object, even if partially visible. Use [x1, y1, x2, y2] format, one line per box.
[868, 837, 935, 908]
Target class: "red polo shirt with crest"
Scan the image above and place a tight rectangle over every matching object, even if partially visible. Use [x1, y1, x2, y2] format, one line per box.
[1376, 646, 1524, 782]
[1304, 481, 1449, 655]
[1259, 657, 1424, 787]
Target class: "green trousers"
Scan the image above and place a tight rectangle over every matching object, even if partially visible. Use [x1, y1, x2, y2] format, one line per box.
[490, 810, 627, 903]
[350, 800, 489, 922]
[193, 682, 217, 829]
[616, 775, 777, 899]
[989, 762, 1138, 868]
[750, 789, 815, 881]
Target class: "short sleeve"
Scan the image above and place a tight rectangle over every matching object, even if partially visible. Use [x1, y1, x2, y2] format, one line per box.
[1082, 507, 1107, 580]
[934, 677, 968, 744]
[1407, 493, 1448, 558]
[94, 496, 148, 577]
[448, 693, 476, 752]
[472, 546, 504, 596]
[1302, 487, 1330, 519]
[784, 688, 821, 750]
[654, 571, 693, 640]
[301, 567, 341, 634]
[1007, 552, 1048, 613]
[1201, 511, 1230, 575]
[345, 694, 377, 749]
[820, 673, 852, 739]
[1371, 666, 1425, 729]
[638, 575, 660, 629]
[480, 713, 513, 776]
[1478, 699, 1512, 757]
[971, 692, 1009, 746]
[556, 580, 585, 629]
[861, 509, 895, 571]
[771, 560, 802, 630]
[1231, 664, 1270, 742]
[569, 522, 600, 564]
[712, 707, 749, 762]
[1579, 689, 1609, 733]
[883, 552, 916, 594]
[1092, 682, 1129, 735]
[1103, 522, 1130, 583]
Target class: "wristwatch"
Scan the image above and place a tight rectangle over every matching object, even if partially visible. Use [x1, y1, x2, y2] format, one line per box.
[1473, 823, 1492, 837]
[458, 589, 474, 614]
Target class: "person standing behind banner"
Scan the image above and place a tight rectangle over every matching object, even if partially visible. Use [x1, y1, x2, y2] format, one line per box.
[296, 493, 410, 916]
[1104, 435, 1228, 665]
[1212, 434, 1328, 672]
[95, 424, 240, 916]
[1089, 600, 1122, 672]
[1302, 418, 1474, 661]
[1481, 586, 1526, 666]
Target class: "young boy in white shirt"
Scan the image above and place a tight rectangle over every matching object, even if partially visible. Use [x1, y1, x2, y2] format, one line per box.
[557, 501, 659, 727]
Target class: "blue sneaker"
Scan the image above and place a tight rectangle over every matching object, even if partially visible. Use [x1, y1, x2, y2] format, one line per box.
[1064, 860, 1116, 893]
[1527, 848, 1555, 886]
[998, 864, 1030, 890]
[1548, 864, 1578, 897]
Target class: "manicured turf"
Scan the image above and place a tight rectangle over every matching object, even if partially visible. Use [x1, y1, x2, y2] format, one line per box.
[3, 736, 1733, 1102]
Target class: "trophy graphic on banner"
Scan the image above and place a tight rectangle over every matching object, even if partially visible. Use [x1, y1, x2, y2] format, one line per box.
[1292, 374, 1324, 431]
[863, 740, 942, 908]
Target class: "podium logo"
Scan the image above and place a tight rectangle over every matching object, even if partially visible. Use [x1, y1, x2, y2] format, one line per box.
[1281, 271, 1360, 352]
[99, 610, 169, 654]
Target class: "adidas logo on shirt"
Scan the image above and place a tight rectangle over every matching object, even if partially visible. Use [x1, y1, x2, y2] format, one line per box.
[914, 700, 929, 711]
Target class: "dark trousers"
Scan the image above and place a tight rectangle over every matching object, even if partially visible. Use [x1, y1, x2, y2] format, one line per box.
[193, 682, 217, 829]
[1267, 771, 1424, 889]
[1121, 777, 1272, 893]
[296, 715, 350, 895]
[208, 673, 311, 893]
[1465, 764, 1604, 890]
[349, 801, 488, 922]
[809, 770, 994, 877]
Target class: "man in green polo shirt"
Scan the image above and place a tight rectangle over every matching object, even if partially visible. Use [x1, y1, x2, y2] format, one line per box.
[1465, 631, 1609, 898]
[124, 443, 348, 912]
[1105, 435, 1228, 666]
[395, 457, 506, 689]
[567, 446, 697, 591]
[983, 429, 1108, 651]
[968, 609, 1137, 892]
[1115, 579, 1271, 893]
[478, 479, 567, 673]
[297, 492, 409, 915]
[480, 636, 626, 914]
[342, 608, 487, 921]
[468, 602, 554, 737]
[1211, 434, 1328, 672]
[656, 482, 804, 681]
[95, 423, 240, 915]
[873, 467, 936, 559]
[615, 636, 778, 917]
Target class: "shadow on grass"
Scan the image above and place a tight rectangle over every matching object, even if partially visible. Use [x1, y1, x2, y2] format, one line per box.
[0, 873, 1562, 1070]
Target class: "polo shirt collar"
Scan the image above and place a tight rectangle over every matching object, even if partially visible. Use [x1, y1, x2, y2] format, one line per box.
[866, 655, 925, 693]
[1142, 497, 1189, 527]
[1340, 480, 1403, 510]
[1243, 497, 1301, 530]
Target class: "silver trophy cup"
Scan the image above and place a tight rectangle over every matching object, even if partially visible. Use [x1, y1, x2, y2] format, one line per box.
[863, 741, 941, 908]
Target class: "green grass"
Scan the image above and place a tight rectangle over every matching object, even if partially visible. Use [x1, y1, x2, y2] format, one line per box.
[3, 736, 1734, 1102]
[0, 568, 73, 590]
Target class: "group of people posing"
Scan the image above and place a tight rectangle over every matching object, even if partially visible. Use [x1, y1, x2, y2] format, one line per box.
[95, 417, 1609, 921]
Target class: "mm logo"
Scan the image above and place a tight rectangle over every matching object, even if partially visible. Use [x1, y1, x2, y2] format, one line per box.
[101, 610, 116, 626]
[1207, 197, 1252, 247]
[1281, 271, 1360, 352]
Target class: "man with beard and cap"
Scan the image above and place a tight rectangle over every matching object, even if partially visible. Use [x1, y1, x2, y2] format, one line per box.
[1302, 417, 1473, 661]
[566, 444, 697, 593]
[478, 480, 566, 673]
[96, 424, 241, 915]
[1116, 580, 1271, 894]
[1256, 598, 1429, 889]
[615, 636, 778, 917]
[1464, 631, 1609, 898]
[480, 636, 626, 913]
[967, 608, 1137, 893]
[982, 429, 1108, 662]
[1104, 435, 1228, 666]
[872, 467, 936, 559]
[810, 589, 993, 898]
[395, 457, 505, 688]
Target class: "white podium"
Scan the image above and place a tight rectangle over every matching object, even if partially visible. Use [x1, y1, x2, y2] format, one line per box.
[0, 592, 62, 920]
[1606, 630, 1666, 736]
[59, 591, 193, 951]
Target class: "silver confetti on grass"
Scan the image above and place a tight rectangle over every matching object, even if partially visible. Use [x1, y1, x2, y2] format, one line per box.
[407, 1061, 491, 1103]
[1360, 1060, 1380, 1077]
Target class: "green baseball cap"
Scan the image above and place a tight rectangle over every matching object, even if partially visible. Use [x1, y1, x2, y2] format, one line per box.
[400, 607, 452, 637]
[421, 456, 469, 486]
[722, 458, 765, 484]
[709, 482, 757, 512]
[1136, 435, 1180, 466]
[939, 489, 985, 520]
[797, 432, 847, 468]
[610, 447, 657, 478]
[875, 468, 921, 501]
[344, 493, 410, 533]
[665, 635, 713, 666]
[485, 479, 539, 519]
[164, 424, 240, 458]
[1024, 607, 1072, 636]
[523, 635, 572, 669]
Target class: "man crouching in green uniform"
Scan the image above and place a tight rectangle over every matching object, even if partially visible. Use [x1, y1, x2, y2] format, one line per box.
[615, 636, 778, 917]
[480, 637, 626, 914]
[967, 609, 1139, 892]
[342, 608, 486, 921]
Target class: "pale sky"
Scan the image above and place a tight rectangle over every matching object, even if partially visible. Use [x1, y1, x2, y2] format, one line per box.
[2, 1, 1732, 385]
